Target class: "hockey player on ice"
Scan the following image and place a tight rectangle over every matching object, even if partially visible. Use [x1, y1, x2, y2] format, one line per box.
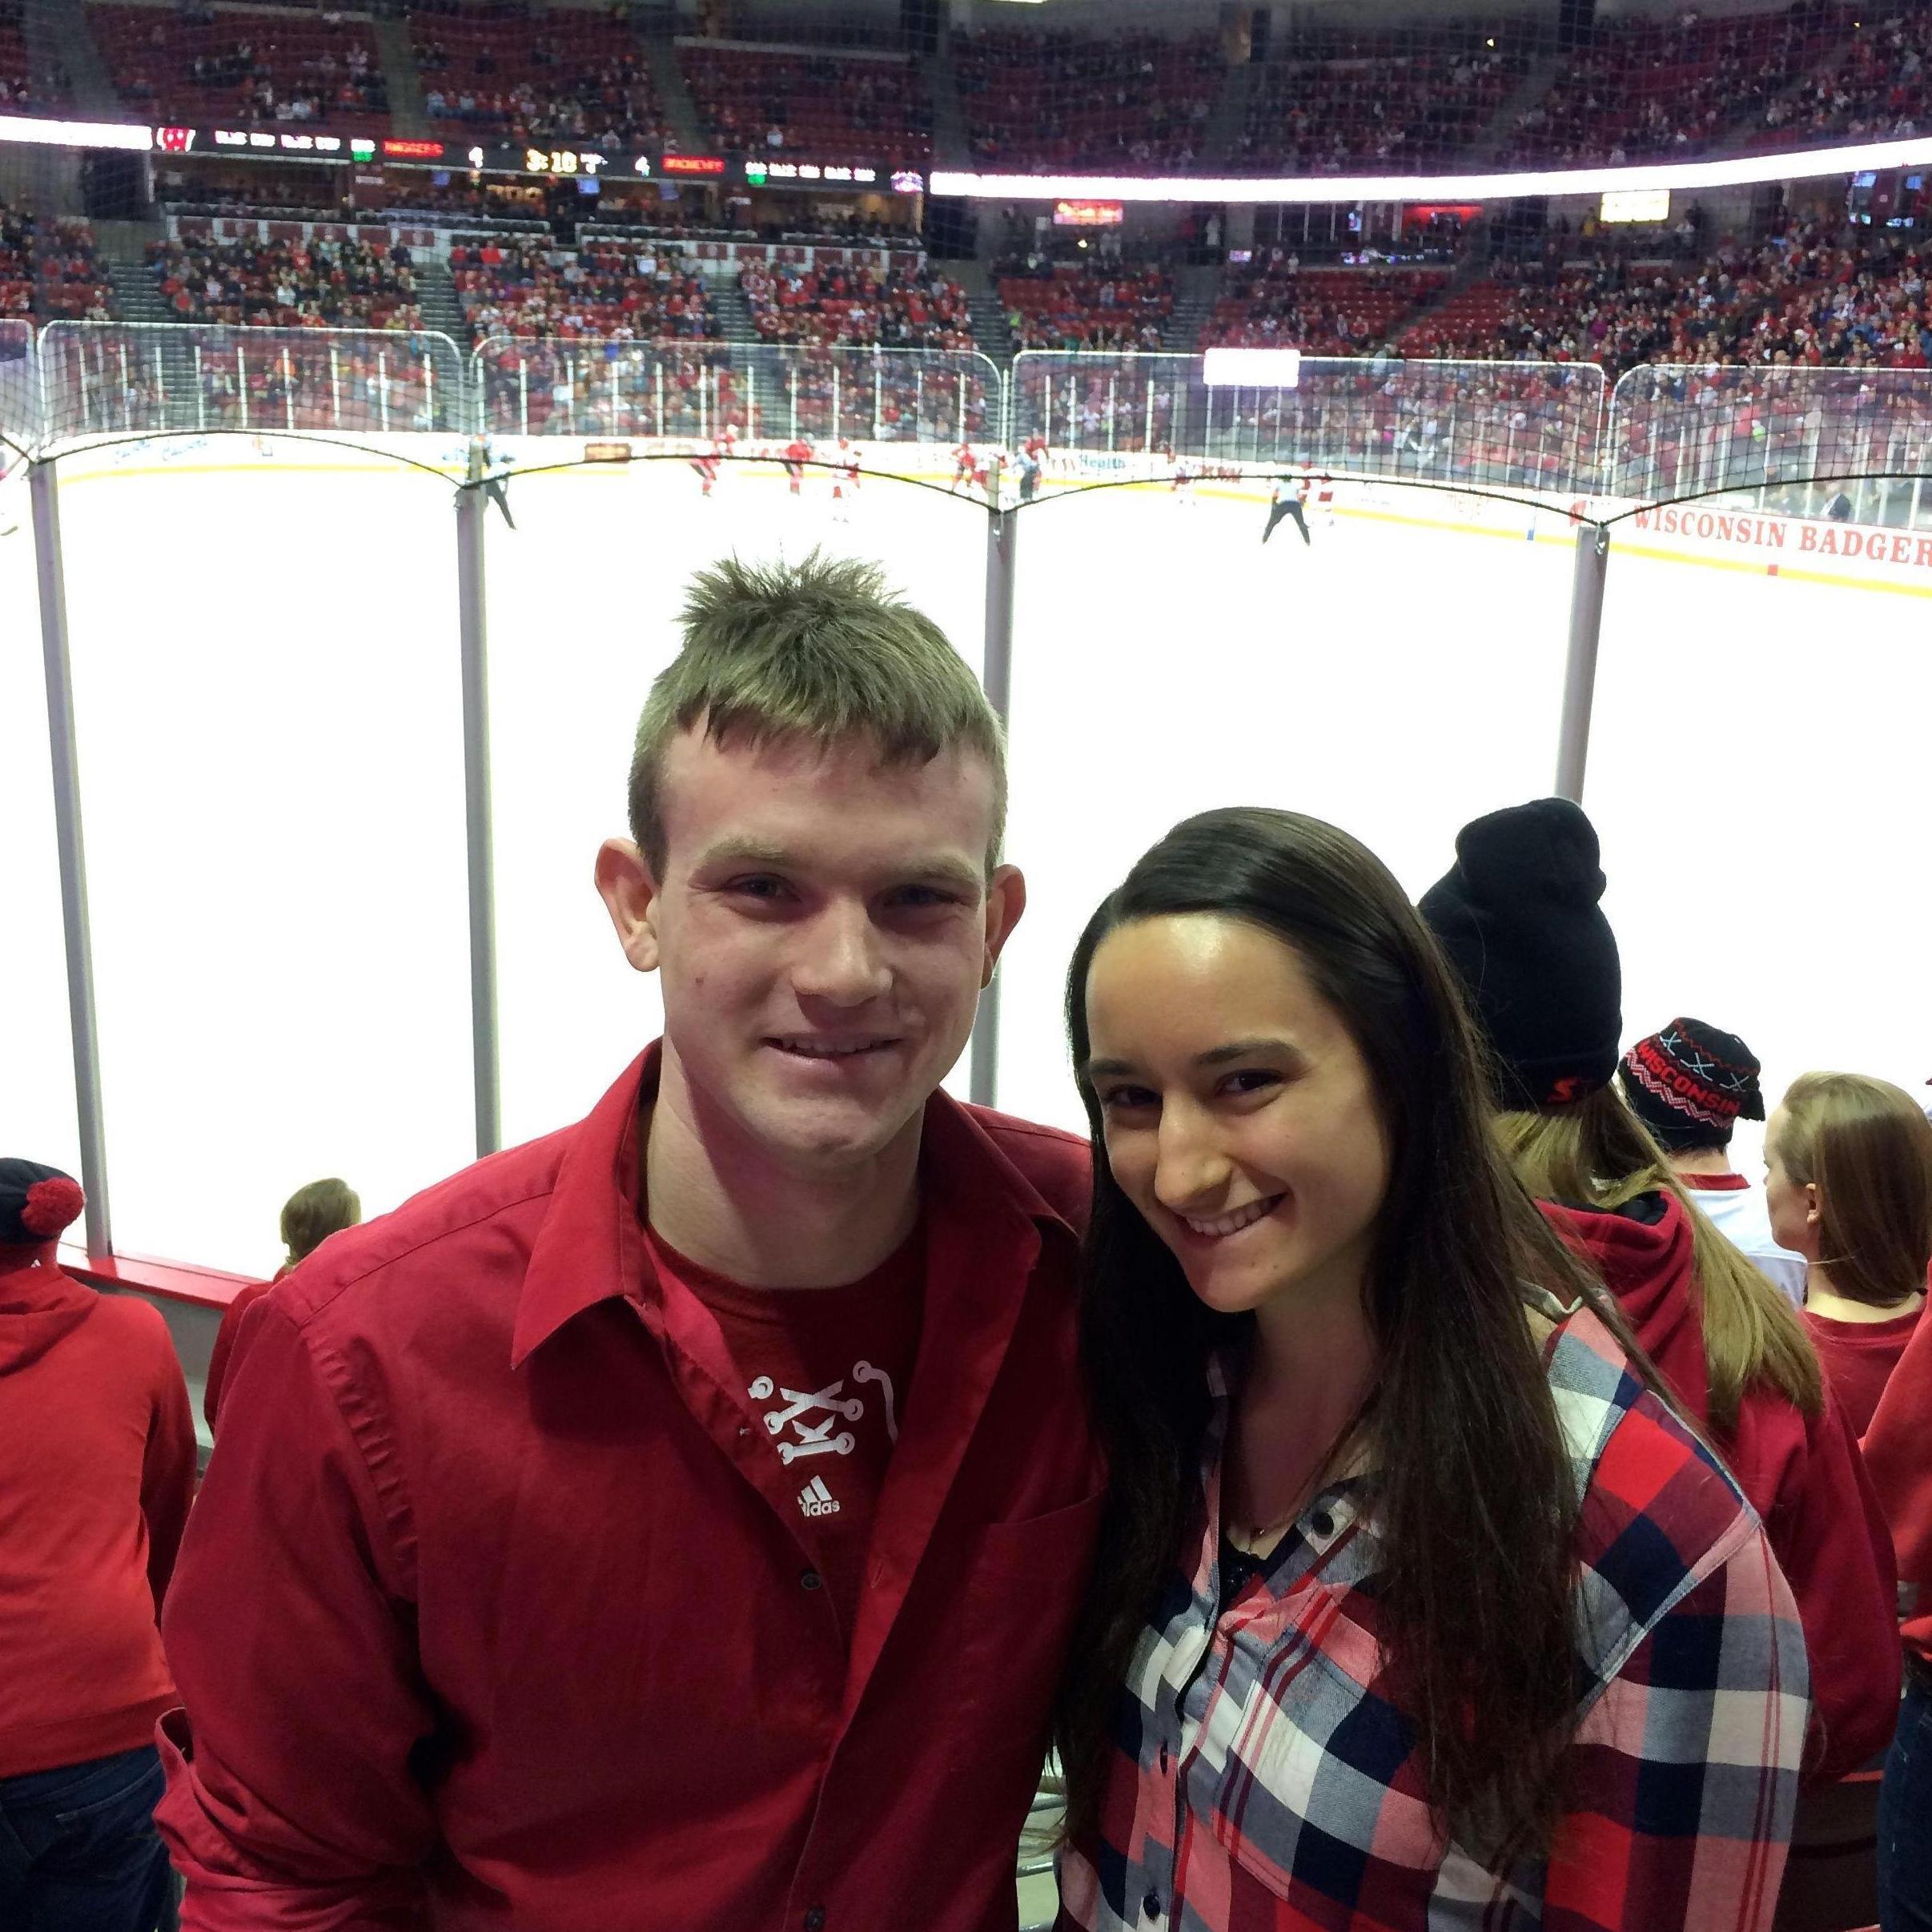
[782, 437, 812, 496]
[950, 442, 976, 493]
[830, 437, 859, 522]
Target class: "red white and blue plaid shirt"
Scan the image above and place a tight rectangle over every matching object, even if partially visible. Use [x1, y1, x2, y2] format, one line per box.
[1056, 1294, 1809, 1932]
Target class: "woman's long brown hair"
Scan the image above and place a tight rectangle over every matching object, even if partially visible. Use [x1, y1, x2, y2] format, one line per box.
[1775, 1072, 1932, 1310]
[1055, 807, 1636, 1860]
[1500, 1088, 1822, 1432]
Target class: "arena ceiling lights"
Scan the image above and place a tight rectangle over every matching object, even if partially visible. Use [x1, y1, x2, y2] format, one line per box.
[0, 114, 152, 152]
[930, 131, 1932, 204]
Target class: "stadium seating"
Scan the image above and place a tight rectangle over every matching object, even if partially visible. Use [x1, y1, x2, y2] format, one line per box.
[0, 4, 46, 114]
[1237, 34, 1522, 171]
[450, 235, 716, 343]
[1764, 8, 1932, 147]
[88, 3, 388, 131]
[39, 218, 114, 320]
[0, 199, 31, 319]
[954, 29, 1219, 170]
[1203, 261, 1451, 355]
[150, 232, 422, 330]
[677, 44, 930, 163]
[998, 259, 1173, 351]
[0, 204, 113, 322]
[413, 14, 662, 149]
[737, 259, 973, 350]
[1500, 5, 1846, 165]
[1400, 223, 1932, 374]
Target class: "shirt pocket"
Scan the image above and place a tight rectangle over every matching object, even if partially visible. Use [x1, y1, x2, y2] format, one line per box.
[955, 1487, 1107, 1758]
[1202, 1601, 1446, 1901]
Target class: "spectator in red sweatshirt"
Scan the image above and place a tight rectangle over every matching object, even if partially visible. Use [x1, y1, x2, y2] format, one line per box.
[202, 1178, 360, 1436]
[1858, 1091, 1932, 1926]
[1770, 1072, 1931, 1436]
[1420, 799, 1901, 1786]
[0, 1158, 197, 1932]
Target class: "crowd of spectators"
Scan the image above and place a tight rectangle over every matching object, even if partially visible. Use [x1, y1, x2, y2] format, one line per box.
[415, 16, 664, 151]
[149, 232, 423, 330]
[1500, 4, 1845, 167]
[1759, 9, 1932, 148]
[1400, 221, 1932, 376]
[0, 199, 31, 319]
[0, 204, 113, 323]
[90, 2, 388, 131]
[1, 2, 58, 115]
[737, 259, 972, 350]
[998, 257, 1173, 351]
[955, 29, 1217, 171]
[1203, 255, 1450, 355]
[452, 235, 717, 343]
[679, 45, 930, 163]
[1237, 35, 1521, 171]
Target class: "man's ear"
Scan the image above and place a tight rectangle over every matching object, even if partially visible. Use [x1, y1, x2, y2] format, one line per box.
[980, 864, 1027, 989]
[595, 839, 662, 974]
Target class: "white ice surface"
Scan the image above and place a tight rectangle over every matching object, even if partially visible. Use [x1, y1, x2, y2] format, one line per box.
[2, 446, 1925, 1272]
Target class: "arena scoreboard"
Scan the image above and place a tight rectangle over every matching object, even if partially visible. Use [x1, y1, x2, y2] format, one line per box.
[149, 125, 917, 195]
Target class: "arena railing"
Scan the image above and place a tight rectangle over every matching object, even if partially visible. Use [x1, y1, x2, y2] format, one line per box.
[35, 321, 468, 443]
[1010, 349, 1608, 500]
[1608, 363, 1932, 530]
[18, 331, 1932, 1273]
[469, 336, 1006, 448]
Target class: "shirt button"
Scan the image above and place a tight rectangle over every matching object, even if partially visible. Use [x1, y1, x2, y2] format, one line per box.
[801, 1569, 823, 1592]
[1143, 1891, 1162, 1920]
[1311, 1509, 1336, 1539]
[804, 1911, 826, 1932]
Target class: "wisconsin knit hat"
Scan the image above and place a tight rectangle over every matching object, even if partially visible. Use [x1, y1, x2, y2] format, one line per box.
[0, 1159, 86, 1247]
[1620, 1019, 1765, 1150]
[1417, 797, 1622, 1111]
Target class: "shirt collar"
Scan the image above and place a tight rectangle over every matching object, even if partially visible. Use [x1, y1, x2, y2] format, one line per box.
[511, 1042, 1077, 1370]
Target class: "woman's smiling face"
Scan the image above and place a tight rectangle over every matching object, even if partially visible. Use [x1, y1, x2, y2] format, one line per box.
[1082, 912, 1392, 1321]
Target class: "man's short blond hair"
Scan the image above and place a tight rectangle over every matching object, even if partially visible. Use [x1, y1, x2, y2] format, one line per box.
[629, 552, 1005, 877]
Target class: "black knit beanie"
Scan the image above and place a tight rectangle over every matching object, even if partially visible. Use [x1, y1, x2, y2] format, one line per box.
[0, 1159, 86, 1247]
[1620, 1018, 1765, 1151]
[1418, 797, 1623, 1111]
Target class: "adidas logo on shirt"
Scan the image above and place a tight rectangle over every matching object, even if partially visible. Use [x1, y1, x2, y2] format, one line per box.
[797, 1476, 841, 1519]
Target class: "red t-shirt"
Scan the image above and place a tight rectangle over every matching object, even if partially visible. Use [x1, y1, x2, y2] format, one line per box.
[1805, 1303, 1923, 1438]
[643, 1224, 923, 1641]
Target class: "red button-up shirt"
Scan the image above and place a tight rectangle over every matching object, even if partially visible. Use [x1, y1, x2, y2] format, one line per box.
[155, 1046, 1103, 1932]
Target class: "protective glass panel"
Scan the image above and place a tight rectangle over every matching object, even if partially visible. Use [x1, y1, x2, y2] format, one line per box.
[54, 440, 473, 1277]
[484, 431, 992, 1147]
[0, 489, 82, 1182]
[997, 470, 1580, 1133]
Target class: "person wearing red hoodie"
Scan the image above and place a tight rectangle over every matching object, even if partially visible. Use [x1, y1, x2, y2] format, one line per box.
[1419, 798, 1901, 1789]
[1846, 1082, 1932, 1928]
[0, 1158, 197, 1931]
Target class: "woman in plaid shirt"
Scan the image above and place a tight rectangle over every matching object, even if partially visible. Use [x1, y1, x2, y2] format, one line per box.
[1053, 807, 1808, 1932]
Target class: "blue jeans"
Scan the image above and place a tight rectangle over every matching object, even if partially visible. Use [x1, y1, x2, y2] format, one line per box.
[0, 1744, 176, 1932]
[1882, 1670, 1932, 1931]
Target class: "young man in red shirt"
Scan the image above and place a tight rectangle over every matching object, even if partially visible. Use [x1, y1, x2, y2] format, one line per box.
[155, 554, 1103, 1932]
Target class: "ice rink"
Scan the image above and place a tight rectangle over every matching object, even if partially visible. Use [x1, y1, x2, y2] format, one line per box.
[3, 439, 1927, 1275]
